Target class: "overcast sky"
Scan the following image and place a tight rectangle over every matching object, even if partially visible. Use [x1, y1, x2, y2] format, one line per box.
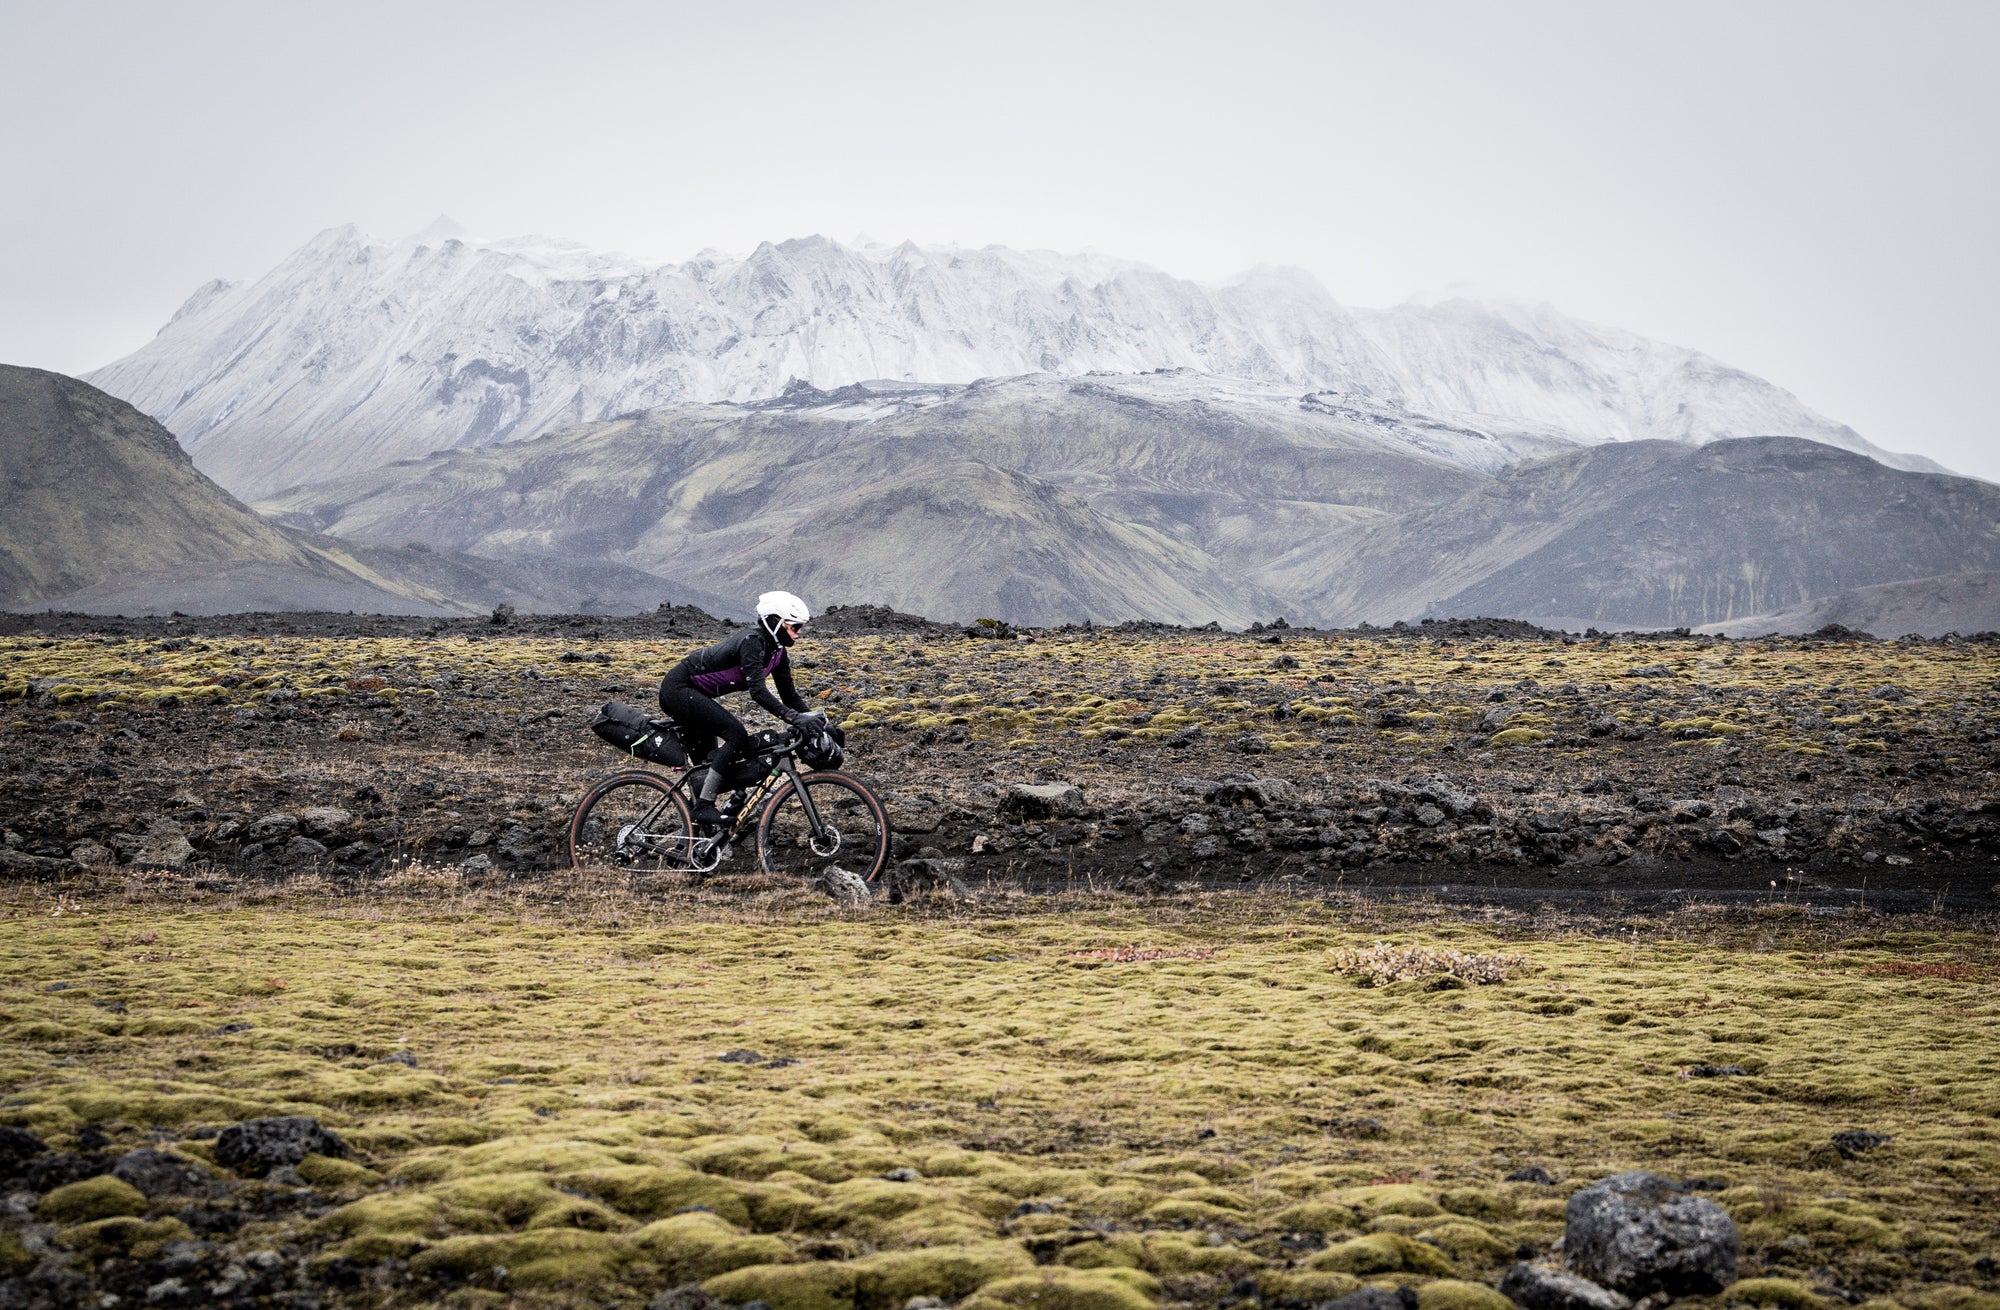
[3, 0, 1995, 479]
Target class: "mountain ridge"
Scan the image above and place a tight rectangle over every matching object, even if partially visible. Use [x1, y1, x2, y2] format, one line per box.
[253, 372, 2000, 629]
[84, 224, 1937, 498]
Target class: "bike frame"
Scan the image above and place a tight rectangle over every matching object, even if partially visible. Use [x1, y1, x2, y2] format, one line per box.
[644, 742, 827, 870]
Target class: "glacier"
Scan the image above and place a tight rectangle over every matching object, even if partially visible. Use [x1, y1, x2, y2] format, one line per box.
[84, 222, 1935, 499]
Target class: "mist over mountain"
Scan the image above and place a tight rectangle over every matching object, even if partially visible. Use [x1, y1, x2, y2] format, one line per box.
[85, 222, 1932, 499]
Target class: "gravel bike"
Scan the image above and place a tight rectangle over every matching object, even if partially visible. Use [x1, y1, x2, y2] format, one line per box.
[568, 711, 890, 892]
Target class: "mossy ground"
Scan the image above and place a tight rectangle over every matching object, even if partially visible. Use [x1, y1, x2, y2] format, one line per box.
[2, 885, 1996, 1309]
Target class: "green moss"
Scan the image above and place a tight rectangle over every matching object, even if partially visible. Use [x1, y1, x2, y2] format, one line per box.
[1438, 1188, 1515, 1220]
[1060, 1234, 1147, 1270]
[1275, 1200, 1359, 1232]
[1903, 1288, 2000, 1310]
[1489, 728, 1547, 746]
[685, 1134, 812, 1180]
[435, 1172, 569, 1226]
[1261, 1271, 1363, 1303]
[1724, 1278, 1828, 1309]
[1416, 1278, 1516, 1310]
[961, 1267, 1162, 1310]
[527, 1196, 628, 1231]
[1161, 1184, 1248, 1210]
[0, 1231, 31, 1277]
[706, 1259, 860, 1310]
[1138, 1235, 1265, 1274]
[923, 1149, 1008, 1178]
[824, 1176, 938, 1218]
[1748, 1205, 1895, 1249]
[410, 1228, 633, 1289]
[1144, 1197, 1244, 1225]
[38, 1175, 146, 1223]
[56, 1216, 192, 1258]
[563, 1164, 756, 1225]
[296, 1152, 382, 1190]
[1416, 1222, 1512, 1262]
[632, 1211, 793, 1279]
[746, 1180, 841, 1232]
[1068, 1182, 1158, 1218]
[422, 1119, 494, 1146]
[876, 1200, 998, 1246]
[852, 1240, 1037, 1308]
[1307, 1233, 1457, 1276]
[453, 1136, 631, 1176]
[1337, 1185, 1443, 1219]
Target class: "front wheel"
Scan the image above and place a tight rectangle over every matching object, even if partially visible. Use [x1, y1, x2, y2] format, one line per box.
[569, 771, 694, 875]
[757, 771, 891, 884]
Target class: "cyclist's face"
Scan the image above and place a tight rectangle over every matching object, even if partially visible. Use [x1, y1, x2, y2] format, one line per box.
[784, 621, 805, 642]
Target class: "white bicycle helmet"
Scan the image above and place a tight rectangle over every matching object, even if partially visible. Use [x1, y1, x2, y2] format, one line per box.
[756, 590, 811, 645]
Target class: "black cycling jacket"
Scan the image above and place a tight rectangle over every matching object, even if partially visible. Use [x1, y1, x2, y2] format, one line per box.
[665, 627, 807, 721]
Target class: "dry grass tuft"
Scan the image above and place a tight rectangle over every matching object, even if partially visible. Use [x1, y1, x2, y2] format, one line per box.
[1327, 941, 1531, 986]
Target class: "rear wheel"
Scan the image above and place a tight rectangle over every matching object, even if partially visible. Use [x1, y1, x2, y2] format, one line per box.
[568, 771, 694, 875]
[757, 771, 891, 884]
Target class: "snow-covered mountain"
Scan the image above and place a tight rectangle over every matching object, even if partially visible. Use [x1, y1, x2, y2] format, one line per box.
[85, 220, 1932, 498]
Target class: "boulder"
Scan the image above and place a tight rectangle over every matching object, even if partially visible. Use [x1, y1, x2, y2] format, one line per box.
[244, 813, 298, 843]
[1000, 783, 1085, 820]
[133, 819, 196, 871]
[1409, 774, 1481, 818]
[1498, 1263, 1631, 1310]
[297, 807, 353, 838]
[213, 1116, 349, 1178]
[112, 1147, 215, 1198]
[1563, 1172, 1737, 1298]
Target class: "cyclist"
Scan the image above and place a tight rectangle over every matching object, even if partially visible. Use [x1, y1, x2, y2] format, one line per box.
[660, 590, 825, 825]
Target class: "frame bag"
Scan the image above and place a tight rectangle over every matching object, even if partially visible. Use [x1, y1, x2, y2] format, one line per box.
[588, 702, 688, 767]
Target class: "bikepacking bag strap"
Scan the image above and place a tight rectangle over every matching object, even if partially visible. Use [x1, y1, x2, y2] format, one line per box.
[588, 702, 688, 767]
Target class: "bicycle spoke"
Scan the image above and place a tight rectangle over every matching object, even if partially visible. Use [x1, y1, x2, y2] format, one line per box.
[757, 772, 890, 883]
[569, 773, 695, 876]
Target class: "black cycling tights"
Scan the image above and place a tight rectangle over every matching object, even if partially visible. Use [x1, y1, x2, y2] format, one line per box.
[659, 677, 749, 779]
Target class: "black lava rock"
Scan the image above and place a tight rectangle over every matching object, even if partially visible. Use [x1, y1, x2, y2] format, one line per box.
[1831, 1130, 1892, 1156]
[112, 1147, 217, 1198]
[0, 1124, 47, 1177]
[213, 1116, 349, 1177]
[1563, 1171, 1738, 1298]
[1498, 1262, 1632, 1310]
[1318, 1288, 1418, 1310]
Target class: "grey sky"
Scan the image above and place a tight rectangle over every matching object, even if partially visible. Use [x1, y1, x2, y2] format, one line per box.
[3, 0, 1995, 480]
